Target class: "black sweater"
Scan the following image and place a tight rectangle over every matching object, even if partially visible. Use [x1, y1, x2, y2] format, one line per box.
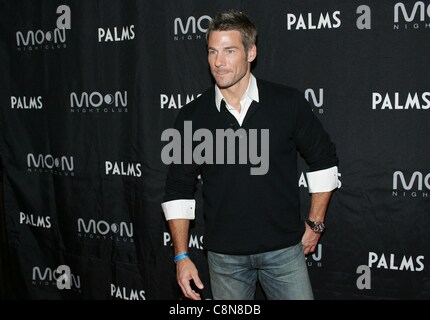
[164, 79, 338, 254]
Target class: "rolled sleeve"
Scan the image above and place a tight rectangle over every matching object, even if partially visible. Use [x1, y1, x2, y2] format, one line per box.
[294, 92, 338, 173]
[162, 199, 196, 220]
[306, 166, 338, 193]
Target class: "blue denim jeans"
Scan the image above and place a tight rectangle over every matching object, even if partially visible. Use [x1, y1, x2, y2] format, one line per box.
[207, 242, 314, 300]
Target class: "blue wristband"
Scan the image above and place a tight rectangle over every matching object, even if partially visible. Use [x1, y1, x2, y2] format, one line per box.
[174, 252, 189, 263]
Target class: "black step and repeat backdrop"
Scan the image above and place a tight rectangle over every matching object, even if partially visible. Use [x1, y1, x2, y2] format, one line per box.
[0, 0, 429, 299]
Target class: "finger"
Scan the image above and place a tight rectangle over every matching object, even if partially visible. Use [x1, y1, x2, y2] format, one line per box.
[178, 278, 192, 298]
[181, 280, 201, 300]
[185, 287, 201, 300]
[303, 245, 310, 255]
[177, 282, 189, 298]
[193, 274, 205, 290]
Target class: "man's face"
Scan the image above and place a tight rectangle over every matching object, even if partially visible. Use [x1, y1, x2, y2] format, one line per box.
[207, 30, 256, 89]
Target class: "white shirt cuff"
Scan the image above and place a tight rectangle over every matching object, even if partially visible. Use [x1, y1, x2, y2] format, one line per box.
[306, 166, 338, 193]
[162, 199, 196, 220]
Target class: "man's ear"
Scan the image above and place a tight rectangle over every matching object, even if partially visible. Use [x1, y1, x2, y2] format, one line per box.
[247, 44, 257, 62]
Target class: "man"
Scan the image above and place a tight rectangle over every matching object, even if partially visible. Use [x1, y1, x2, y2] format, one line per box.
[162, 9, 338, 300]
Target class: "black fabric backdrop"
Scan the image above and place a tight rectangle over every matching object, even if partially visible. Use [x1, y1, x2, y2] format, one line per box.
[0, 0, 429, 299]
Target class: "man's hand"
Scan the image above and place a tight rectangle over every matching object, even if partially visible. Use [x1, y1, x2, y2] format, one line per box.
[301, 223, 321, 255]
[176, 258, 204, 300]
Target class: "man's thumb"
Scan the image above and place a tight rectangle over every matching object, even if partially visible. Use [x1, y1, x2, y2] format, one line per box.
[193, 276, 204, 289]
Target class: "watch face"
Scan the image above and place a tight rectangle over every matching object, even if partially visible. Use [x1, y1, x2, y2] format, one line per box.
[312, 223, 325, 233]
[307, 220, 325, 233]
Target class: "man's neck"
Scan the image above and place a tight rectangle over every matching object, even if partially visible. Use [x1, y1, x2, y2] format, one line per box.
[219, 73, 251, 111]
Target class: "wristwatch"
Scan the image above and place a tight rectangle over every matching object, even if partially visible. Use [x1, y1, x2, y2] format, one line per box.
[306, 219, 325, 233]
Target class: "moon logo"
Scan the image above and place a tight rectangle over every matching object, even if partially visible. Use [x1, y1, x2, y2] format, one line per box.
[45, 31, 53, 41]
[111, 223, 119, 233]
[104, 94, 114, 104]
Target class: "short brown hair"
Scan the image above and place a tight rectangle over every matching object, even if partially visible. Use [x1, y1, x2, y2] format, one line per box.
[206, 9, 257, 53]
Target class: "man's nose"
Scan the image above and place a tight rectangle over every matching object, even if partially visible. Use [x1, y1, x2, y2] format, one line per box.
[215, 53, 225, 67]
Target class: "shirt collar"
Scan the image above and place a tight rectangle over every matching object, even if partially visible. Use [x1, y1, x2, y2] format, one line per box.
[215, 73, 259, 111]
